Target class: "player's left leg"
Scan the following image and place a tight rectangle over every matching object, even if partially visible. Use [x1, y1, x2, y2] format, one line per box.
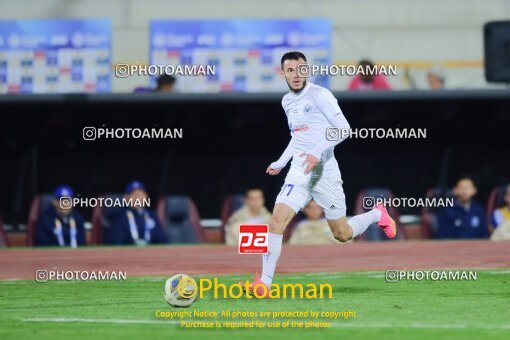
[325, 215, 376, 242]
[326, 204, 396, 241]
[326, 216, 353, 242]
[312, 176, 397, 241]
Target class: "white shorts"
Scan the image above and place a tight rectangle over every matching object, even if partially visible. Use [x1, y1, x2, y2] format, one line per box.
[275, 174, 346, 220]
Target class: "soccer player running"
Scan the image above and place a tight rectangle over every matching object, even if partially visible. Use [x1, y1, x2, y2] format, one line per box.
[244, 52, 397, 297]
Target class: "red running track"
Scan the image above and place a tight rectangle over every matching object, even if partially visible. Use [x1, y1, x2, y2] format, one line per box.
[0, 240, 509, 280]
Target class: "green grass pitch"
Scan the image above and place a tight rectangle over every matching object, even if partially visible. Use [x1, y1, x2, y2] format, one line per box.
[1, 270, 509, 339]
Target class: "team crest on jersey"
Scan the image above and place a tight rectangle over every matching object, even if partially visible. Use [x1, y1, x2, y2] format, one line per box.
[303, 104, 313, 113]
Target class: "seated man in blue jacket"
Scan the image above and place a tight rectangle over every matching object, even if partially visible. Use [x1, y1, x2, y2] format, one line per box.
[437, 176, 488, 239]
[35, 185, 86, 247]
[109, 181, 169, 245]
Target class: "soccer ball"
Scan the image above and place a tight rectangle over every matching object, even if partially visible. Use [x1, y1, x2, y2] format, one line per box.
[163, 274, 198, 308]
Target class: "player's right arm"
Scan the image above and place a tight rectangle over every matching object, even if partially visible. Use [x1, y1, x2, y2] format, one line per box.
[266, 137, 295, 175]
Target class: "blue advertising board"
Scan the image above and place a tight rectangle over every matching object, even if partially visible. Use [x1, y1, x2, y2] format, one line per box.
[150, 19, 331, 92]
[0, 19, 111, 93]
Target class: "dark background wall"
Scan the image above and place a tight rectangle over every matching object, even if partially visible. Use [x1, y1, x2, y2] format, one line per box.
[1, 90, 509, 227]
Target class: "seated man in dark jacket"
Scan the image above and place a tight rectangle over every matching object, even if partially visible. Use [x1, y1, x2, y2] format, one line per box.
[35, 185, 86, 247]
[437, 176, 488, 239]
[109, 181, 168, 245]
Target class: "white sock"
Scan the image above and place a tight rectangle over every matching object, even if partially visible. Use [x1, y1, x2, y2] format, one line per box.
[260, 232, 283, 286]
[349, 209, 382, 238]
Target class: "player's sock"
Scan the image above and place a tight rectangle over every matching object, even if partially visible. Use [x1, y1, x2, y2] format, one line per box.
[349, 209, 382, 238]
[260, 232, 283, 286]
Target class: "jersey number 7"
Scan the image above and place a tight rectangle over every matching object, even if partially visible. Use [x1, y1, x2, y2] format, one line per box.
[279, 184, 294, 197]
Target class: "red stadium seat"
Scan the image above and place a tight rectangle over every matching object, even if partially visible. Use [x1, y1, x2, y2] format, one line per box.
[420, 187, 453, 239]
[486, 185, 508, 230]
[26, 194, 54, 246]
[354, 188, 404, 241]
[157, 195, 206, 244]
[220, 194, 244, 243]
[0, 215, 9, 247]
[91, 193, 125, 245]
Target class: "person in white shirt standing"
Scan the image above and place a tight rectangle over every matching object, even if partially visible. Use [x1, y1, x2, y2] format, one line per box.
[242, 51, 397, 297]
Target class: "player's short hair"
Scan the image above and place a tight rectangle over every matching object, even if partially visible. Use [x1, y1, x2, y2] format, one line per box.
[281, 51, 307, 68]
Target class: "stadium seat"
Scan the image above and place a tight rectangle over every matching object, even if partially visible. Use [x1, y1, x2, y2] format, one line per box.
[486, 185, 508, 230]
[26, 194, 55, 246]
[354, 188, 404, 241]
[420, 187, 454, 239]
[157, 195, 206, 244]
[220, 194, 244, 242]
[0, 215, 9, 247]
[91, 193, 125, 245]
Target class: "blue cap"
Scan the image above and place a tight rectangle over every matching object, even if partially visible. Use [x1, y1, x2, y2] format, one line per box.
[125, 180, 146, 194]
[54, 185, 75, 199]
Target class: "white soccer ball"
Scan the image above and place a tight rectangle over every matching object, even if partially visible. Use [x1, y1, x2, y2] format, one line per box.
[164, 274, 198, 308]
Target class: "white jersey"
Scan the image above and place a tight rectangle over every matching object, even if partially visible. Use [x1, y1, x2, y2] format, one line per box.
[282, 82, 342, 179]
